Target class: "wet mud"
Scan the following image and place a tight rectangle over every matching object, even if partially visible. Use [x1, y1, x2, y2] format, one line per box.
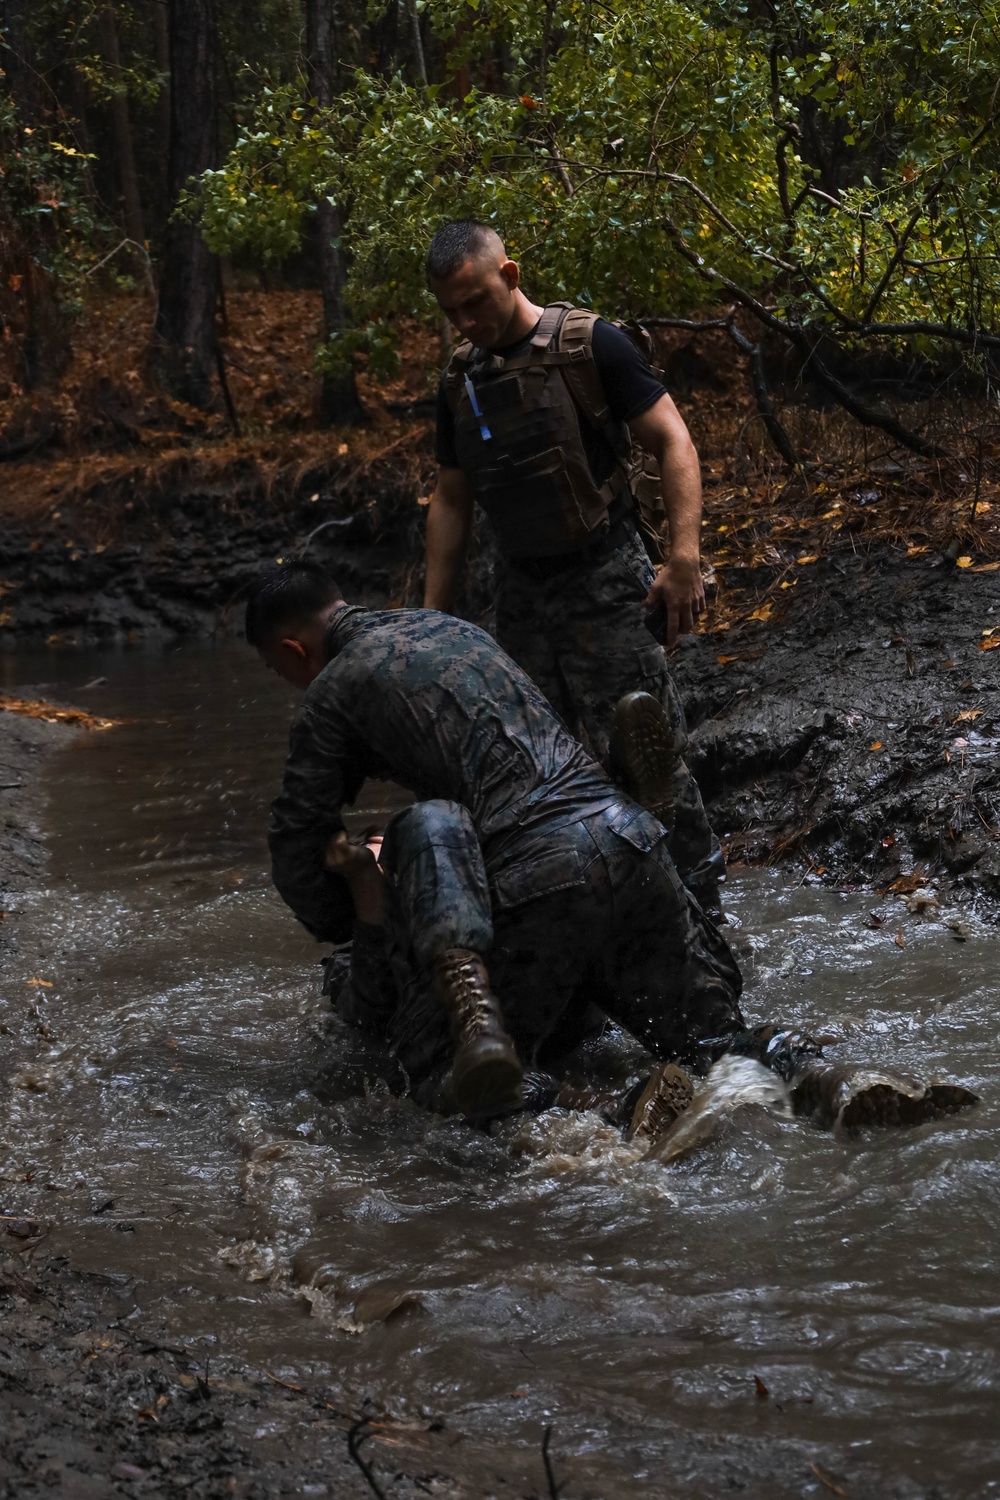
[669, 545, 1000, 904]
[2, 644, 998, 1499]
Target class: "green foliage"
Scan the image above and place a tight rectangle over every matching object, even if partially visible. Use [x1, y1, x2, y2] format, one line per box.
[198, 0, 1000, 374]
[0, 84, 105, 319]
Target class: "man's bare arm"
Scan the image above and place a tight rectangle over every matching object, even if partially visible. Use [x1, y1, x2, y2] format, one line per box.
[628, 393, 705, 649]
[423, 467, 475, 611]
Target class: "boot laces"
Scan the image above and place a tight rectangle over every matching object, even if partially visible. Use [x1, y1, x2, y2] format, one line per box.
[440, 954, 498, 1037]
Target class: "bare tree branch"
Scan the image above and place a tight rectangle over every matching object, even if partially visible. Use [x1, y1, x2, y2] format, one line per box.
[727, 321, 801, 469]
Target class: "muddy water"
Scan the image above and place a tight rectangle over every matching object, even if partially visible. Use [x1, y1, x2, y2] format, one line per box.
[2, 643, 998, 1499]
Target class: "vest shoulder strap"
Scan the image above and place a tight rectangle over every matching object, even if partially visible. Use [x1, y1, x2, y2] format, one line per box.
[443, 338, 474, 383]
[530, 301, 576, 348]
[555, 309, 611, 429]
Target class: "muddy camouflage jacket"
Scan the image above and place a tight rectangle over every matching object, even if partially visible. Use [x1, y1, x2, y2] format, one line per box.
[268, 605, 618, 942]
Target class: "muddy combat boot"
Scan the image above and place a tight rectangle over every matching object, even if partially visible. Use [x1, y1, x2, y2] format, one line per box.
[624, 1063, 696, 1145]
[521, 1064, 694, 1148]
[610, 691, 678, 830]
[432, 949, 523, 1120]
[788, 1060, 979, 1132]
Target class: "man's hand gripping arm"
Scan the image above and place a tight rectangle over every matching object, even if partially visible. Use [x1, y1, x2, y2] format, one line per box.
[628, 393, 705, 649]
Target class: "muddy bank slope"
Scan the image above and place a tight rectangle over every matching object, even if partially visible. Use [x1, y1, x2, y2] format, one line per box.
[672, 545, 999, 905]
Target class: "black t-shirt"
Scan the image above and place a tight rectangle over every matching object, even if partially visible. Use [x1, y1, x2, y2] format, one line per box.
[435, 317, 665, 486]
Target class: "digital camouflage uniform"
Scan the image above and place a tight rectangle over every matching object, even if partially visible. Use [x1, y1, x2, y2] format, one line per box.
[269, 605, 744, 1106]
[441, 303, 723, 906]
[495, 520, 723, 901]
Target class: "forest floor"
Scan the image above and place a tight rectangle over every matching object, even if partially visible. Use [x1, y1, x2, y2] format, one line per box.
[1, 285, 998, 905]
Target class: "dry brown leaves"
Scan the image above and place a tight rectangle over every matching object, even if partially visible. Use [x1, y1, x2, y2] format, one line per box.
[0, 290, 439, 538]
[0, 694, 119, 730]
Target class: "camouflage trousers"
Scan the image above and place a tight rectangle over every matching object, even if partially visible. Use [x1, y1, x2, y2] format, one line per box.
[338, 797, 744, 1108]
[495, 522, 724, 905]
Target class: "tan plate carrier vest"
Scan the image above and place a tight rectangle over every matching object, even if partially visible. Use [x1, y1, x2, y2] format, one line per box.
[443, 301, 665, 561]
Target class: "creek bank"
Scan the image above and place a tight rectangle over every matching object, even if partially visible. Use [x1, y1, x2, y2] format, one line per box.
[0, 709, 70, 949]
[0, 1250, 471, 1499]
[671, 544, 1000, 906]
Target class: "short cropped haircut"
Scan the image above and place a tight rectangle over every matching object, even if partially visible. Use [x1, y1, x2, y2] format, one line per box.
[426, 219, 503, 283]
[244, 560, 344, 648]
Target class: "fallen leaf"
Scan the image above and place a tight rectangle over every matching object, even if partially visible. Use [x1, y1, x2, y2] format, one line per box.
[970, 560, 1000, 572]
[26, 978, 53, 988]
[809, 1463, 848, 1498]
[749, 603, 775, 623]
[952, 709, 982, 723]
[906, 544, 931, 556]
[956, 555, 973, 568]
[893, 930, 906, 948]
[890, 872, 927, 895]
[865, 912, 884, 929]
[753, 1374, 769, 1398]
[979, 639, 1000, 652]
[870, 741, 883, 750]
[780, 579, 797, 589]
[796, 554, 818, 564]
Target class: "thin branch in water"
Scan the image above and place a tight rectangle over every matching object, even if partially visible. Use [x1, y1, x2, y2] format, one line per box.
[542, 1425, 563, 1499]
[347, 1418, 388, 1500]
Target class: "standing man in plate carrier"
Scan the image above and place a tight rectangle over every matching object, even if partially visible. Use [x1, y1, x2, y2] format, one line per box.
[423, 219, 725, 915]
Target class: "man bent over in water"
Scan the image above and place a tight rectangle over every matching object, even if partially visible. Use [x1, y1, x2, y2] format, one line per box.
[247, 561, 745, 1122]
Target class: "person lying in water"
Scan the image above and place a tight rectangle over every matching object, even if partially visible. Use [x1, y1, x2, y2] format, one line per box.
[247, 562, 978, 1143]
[246, 560, 747, 1130]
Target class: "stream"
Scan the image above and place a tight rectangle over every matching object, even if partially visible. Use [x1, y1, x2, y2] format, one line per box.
[1, 641, 998, 1499]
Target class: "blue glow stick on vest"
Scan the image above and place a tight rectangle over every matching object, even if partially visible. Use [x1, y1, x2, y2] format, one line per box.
[464, 373, 492, 441]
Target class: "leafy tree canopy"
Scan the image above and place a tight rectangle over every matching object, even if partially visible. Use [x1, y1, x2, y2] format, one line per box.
[198, 0, 1000, 386]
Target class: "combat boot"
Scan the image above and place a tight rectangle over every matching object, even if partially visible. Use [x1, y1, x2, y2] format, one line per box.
[521, 1065, 695, 1147]
[432, 948, 523, 1120]
[624, 1063, 695, 1145]
[610, 690, 678, 830]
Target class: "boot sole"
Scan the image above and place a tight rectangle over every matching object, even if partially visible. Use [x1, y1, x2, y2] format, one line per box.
[451, 1049, 524, 1120]
[610, 692, 677, 824]
[626, 1063, 695, 1144]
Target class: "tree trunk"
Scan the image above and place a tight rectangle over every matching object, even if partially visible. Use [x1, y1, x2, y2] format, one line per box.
[1, 0, 71, 387]
[99, 6, 147, 260]
[150, 0, 171, 212]
[0, 0, 41, 125]
[152, 0, 218, 407]
[305, 0, 365, 426]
